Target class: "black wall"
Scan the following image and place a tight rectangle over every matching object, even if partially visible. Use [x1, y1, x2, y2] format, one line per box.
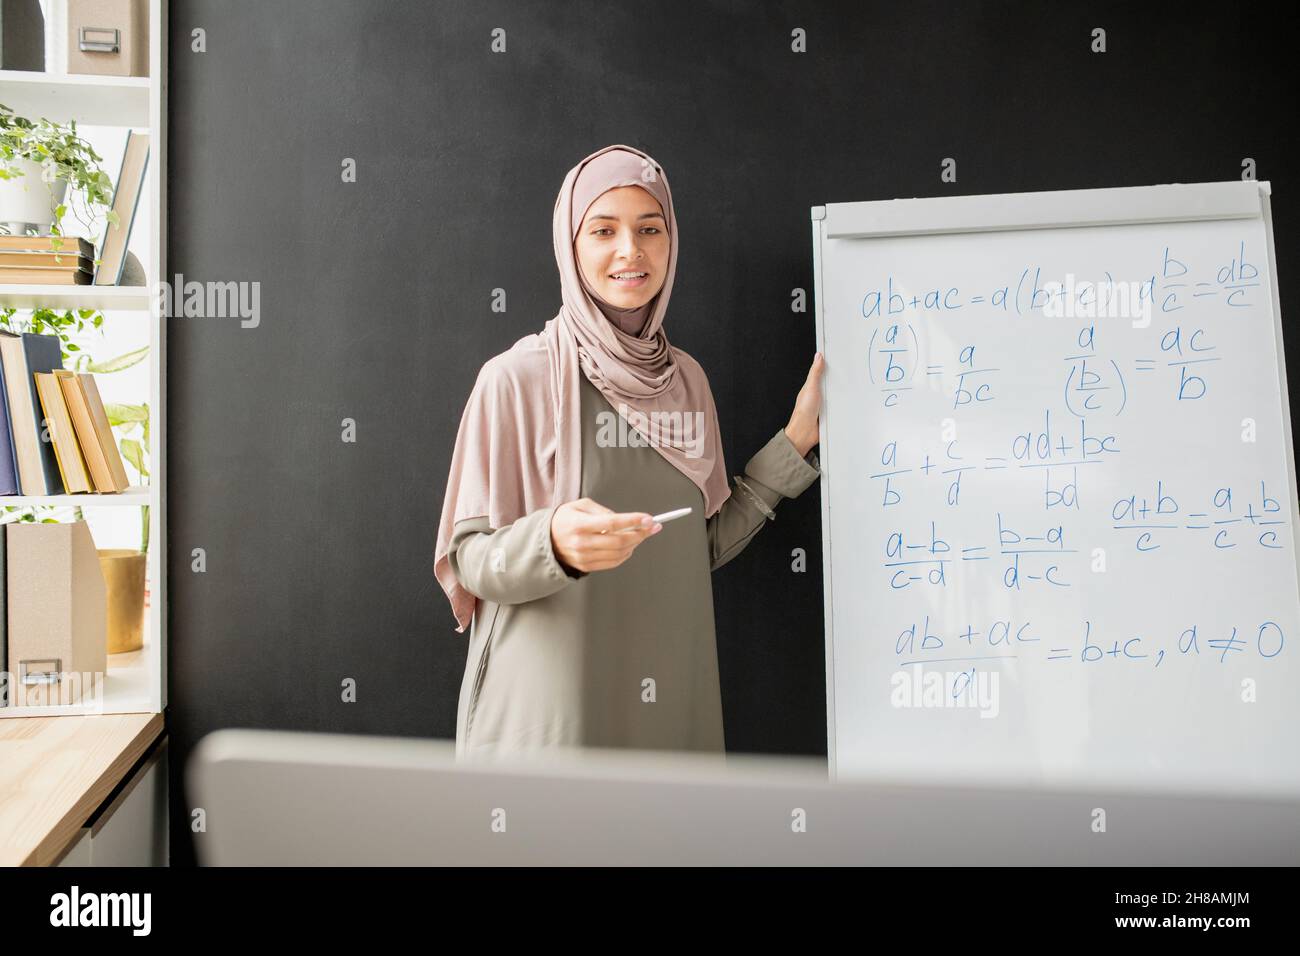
[2, 0, 45, 70]
[167, 0, 1299, 864]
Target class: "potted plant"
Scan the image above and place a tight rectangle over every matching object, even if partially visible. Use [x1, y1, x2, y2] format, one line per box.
[0, 102, 118, 254]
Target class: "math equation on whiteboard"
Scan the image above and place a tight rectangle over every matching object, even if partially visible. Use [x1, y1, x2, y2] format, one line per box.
[830, 221, 1294, 671]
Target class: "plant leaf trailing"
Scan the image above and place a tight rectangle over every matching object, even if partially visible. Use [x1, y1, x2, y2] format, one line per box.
[0, 101, 119, 261]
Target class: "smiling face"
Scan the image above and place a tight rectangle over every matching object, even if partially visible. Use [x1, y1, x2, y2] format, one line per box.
[573, 185, 670, 309]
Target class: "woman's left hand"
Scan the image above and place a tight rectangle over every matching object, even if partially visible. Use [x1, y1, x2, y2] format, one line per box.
[784, 351, 825, 458]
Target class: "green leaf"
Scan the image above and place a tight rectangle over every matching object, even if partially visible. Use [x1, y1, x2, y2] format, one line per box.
[104, 402, 148, 426]
[120, 438, 148, 478]
[85, 345, 148, 374]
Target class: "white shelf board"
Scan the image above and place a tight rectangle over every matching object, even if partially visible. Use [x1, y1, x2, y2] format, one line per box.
[0, 644, 155, 717]
[0, 285, 153, 310]
[2, 485, 151, 507]
[0, 69, 150, 127]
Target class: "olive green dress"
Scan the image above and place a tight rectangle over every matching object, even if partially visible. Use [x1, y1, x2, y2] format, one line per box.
[448, 373, 820, 758]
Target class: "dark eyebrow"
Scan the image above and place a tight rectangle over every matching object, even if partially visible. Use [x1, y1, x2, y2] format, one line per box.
[585, 211, 666, 223]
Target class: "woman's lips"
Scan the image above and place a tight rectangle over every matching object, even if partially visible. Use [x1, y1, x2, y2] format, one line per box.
[609, 272, 649, 288]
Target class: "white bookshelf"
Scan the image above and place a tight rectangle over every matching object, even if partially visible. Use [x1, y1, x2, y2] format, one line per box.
[0, 68, 150, 127]
[0, 0, 167, 719]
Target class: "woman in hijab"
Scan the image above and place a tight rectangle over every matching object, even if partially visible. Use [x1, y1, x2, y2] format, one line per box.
[434, 144, 825, 758]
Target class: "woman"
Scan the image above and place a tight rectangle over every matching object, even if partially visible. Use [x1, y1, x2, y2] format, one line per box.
[434, 144, 825, 758]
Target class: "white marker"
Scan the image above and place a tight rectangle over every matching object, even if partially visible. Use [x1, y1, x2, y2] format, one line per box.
[612, 507, 692, 534]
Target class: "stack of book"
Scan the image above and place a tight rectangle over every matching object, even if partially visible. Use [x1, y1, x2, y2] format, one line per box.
[0, 331, 131, 496]
[0, 235, 95, 285]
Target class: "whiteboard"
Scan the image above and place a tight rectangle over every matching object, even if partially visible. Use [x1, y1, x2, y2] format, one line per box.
[811, 181, 1300, 797]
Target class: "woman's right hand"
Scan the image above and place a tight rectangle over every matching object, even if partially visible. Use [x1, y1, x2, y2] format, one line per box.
[550, 497, 662, 573]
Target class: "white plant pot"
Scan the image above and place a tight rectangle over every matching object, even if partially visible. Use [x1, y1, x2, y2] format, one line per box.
[0, 158, 70, 235]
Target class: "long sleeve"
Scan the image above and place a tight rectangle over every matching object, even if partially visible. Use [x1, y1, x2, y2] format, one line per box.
[448, 504, 587, 606]
[708, 428, 821, 572]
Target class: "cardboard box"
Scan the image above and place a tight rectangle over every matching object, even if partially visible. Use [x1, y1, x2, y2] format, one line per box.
[6, 521, 107, 707]
[66, 0, 148, 77]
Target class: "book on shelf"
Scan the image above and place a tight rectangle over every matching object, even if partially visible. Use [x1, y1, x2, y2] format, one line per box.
[35, 371, 94, 494]
[0, 235, 97, 286]
[0, 341, 16, 497]
[0, 332, 131, 496]
[0, 235, 96, 258]
[58, 372, 132, 493]
[0, 267, 92, 285]
[95, 130, 150, 287]
[0, 331, 65, 495]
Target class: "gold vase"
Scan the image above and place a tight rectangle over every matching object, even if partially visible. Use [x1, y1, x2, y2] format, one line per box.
[97, 549, 146, 654]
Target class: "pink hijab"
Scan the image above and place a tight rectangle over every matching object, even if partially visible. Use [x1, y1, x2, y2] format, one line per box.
[433, 144, 730, 633]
